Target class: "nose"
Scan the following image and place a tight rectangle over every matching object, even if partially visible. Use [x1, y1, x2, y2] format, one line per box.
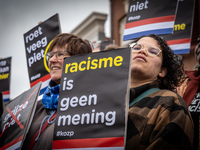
[137, 47, 147, 56]
[49, 54, 58, 62]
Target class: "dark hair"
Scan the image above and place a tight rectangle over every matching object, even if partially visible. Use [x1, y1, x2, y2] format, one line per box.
[48, 33, 92, 55]
[67, 38, 93, 55]
[133, 34, 184, 90]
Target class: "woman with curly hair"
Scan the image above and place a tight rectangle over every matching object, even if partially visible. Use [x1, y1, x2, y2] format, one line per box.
[126, 34, 194, 150]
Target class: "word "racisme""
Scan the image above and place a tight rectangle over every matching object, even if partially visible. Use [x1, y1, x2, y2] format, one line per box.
[65, 56, 123, 74]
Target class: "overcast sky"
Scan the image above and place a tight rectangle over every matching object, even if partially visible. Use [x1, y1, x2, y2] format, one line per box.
[0, 0, 110, 99]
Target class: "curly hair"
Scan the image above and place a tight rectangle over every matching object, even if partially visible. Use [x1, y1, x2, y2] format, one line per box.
[133, 34, 184, 90]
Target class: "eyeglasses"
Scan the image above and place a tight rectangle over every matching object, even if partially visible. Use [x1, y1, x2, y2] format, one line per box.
[45, 50, 72, 61]
[129, 43, 162, 57]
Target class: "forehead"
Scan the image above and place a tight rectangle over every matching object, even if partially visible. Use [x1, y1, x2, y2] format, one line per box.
[50, 44, 67, 52]
[137, 37, 160, 48]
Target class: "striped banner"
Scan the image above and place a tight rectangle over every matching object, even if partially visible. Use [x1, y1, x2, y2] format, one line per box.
[167, 38, 191, 54]
[2, 91, 10, 102]
[0, 135, 23, 150]
[52, 137, 124, 150]
[161, 0, 195, 54]
[30, 74, 51, 96]
[123, 15, 175, 41]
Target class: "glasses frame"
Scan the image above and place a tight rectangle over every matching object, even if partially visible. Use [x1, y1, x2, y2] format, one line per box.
[46, 50, 72, 61]
[129, 43, 162, 57]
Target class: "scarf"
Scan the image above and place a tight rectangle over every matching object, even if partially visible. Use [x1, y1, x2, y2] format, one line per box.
[183, 69, 200, 107]
[42, 81, 60, 109]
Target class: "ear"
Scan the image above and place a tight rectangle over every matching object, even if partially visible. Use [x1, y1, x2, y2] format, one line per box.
[158, 68, 167, 78]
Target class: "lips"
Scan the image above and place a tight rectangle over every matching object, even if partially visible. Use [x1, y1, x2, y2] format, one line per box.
[51, 66, 61, 70]
[134, 55, 147, 62]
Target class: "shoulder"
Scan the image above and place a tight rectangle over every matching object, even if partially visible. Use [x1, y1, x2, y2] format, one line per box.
[34, 99, 47, 117]
[150, 89, 188, 110]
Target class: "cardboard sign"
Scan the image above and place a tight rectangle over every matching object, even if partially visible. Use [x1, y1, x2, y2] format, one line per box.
[123, 0, 178, 41]
[23, 13, 61, 95]
[0, 82, 41, 150]
[53, 48, 131, 150]
[0, 57, 11, 102]
[161, 0, 195, 54]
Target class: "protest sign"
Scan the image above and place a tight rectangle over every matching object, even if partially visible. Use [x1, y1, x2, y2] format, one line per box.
[123, 0, 178, 41]
[0, 82, 41, 150]
[23, 13, 61, 96]
[0, 57, 11, 102]
[100, 40, 114, 51]
[0, 92, 2, 117]
[161, 0, 195, 54]
[53, 48, 131, 150]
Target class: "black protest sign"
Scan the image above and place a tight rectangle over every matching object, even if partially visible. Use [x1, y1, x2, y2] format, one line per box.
[161, 0, 195, 54]
[0, 92, 2, 117]
[123, 0, 178, 41]
[0, 82, 41, 150]
[0, 57, 11, 102]
[100, 40, 114, 51]
[53, 48, 131, 149]
[24, 14, 61, 87]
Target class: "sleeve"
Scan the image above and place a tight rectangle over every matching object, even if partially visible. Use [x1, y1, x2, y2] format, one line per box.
[176, 78, 190, 97]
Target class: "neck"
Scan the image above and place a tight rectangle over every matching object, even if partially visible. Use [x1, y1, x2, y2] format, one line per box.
[130, 78, 156, 88]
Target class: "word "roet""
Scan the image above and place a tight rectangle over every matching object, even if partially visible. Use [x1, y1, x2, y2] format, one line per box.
[25, 26, 43, 44]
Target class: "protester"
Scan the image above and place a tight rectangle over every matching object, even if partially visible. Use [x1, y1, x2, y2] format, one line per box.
[126, 34, 194, 150]
[22, 33, 92, 150]
[104, 44, 120, 50]
[176, 35, 200, 150]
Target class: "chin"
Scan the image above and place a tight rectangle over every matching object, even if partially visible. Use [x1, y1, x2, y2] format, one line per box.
[51, 76, 61, 82]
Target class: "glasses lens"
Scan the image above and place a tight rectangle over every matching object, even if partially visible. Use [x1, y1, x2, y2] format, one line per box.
[148, 47, 160, 56]
[45, 52, 52, 61]
[133, 44, 142, 51]
[46, 50, 65, 61]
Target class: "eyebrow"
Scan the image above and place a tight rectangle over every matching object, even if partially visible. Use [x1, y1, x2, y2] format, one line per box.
[65, 50, 73, 55]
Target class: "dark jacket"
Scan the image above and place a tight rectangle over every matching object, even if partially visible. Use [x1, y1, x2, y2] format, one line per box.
[22, 100, 55, 150]
[126, 82, 194, 150]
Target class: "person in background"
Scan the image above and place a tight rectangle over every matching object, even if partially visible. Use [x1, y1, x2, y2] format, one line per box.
[22, 33, 92, 150]
[104, 44, 120, 50]
[126, 34, 194, 150]
[176, 35, 200, 150]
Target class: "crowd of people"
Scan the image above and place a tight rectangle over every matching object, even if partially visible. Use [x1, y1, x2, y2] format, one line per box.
[2, 32, 200, 150]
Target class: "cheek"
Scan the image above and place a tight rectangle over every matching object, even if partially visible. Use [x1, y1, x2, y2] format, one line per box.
[60, 60, 64, 68]
[153, 58, 163, 71]
[131, 52, 136, 62]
